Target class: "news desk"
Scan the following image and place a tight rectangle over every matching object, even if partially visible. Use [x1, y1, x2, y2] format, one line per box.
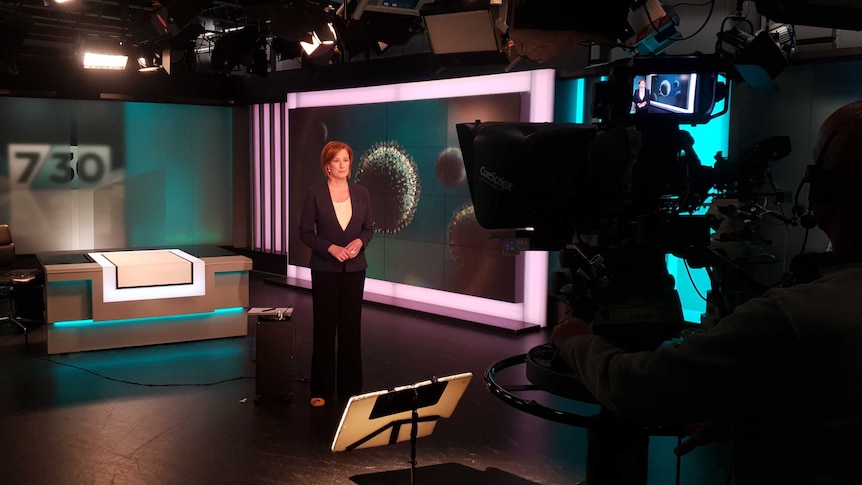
[37, 245, 252, 354]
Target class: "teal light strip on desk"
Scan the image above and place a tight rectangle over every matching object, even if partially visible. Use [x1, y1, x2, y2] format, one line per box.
[54, 307, 246, 328]
[213, 307, 245, 314]
[215, 270, 248, 275]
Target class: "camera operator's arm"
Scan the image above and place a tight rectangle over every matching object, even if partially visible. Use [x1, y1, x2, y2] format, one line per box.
[552, 296, 809, 426]
[551, 315, 593, 341]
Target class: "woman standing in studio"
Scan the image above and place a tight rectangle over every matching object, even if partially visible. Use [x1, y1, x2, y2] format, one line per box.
[299, 141, 374, 408]
[632, 77, 654, 113]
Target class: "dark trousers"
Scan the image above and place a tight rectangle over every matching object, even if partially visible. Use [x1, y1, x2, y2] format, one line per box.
[310, 269, 366, 400]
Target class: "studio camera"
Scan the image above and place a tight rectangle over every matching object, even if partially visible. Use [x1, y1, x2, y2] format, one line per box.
[457, 54, 792, 349]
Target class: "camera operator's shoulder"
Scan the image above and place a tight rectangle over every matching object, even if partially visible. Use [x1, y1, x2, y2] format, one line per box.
[818, 262, 862, 280]
[758, 264, 862, 328]
[782, 263, 862, 295]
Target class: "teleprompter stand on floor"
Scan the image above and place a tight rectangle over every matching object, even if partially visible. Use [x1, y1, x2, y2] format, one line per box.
[331, 373, 473, 485]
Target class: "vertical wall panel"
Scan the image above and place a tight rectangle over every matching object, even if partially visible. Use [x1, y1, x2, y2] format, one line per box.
[252, 104, 262, 251]
[281, 102, 288, 255]
[262, 103, 272, 252]
[272, 103, 284, 254]
[251, 101, 288, 256]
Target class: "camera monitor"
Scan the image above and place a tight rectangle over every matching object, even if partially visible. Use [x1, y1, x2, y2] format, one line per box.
[600, 55, 720, 125]
[630, 73, 698, 115]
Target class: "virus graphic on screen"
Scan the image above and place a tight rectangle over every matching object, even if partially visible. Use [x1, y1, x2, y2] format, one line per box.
[448, 203, 493, 266]
[435, 147, 465, 188]
[355, 141, 421, 234]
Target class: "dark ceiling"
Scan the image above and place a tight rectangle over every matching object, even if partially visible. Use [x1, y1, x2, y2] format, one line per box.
[1, 0, 222, 67]
[0, 0, 472, 104]
[4, 1, 862, 105]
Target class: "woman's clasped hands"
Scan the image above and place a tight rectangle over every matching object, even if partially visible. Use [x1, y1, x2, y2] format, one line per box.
[330, 239, 363, 262]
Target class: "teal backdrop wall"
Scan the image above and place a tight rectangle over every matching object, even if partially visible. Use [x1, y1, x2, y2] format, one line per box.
[123, 103, 234, 248]
[0, 98, 234, 254]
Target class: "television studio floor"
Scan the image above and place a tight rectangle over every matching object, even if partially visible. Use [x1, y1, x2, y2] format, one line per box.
[0, 270, 731, 485]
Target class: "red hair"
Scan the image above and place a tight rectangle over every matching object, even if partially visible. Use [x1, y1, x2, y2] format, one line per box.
[320, 141, 354, 177]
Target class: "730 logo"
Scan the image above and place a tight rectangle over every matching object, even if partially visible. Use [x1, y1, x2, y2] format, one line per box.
[8, 144, 116, 190]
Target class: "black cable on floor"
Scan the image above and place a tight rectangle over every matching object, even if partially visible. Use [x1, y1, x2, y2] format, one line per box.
[7, 322, 310, 387]
[34, 356, 255, 387]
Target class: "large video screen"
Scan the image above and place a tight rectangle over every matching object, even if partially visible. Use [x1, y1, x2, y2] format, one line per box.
[287, 94, 521, 302]
[277, 71, 555, 329]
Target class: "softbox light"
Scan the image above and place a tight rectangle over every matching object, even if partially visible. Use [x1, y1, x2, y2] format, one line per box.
[717, 24, 796, 90]
[80, 37, 129, 70]
[419, 0, 501, 55]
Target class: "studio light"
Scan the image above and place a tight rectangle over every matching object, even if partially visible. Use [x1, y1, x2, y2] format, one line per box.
[83, 53, 128, 69]
[716, 22, 797, 89]
[337, 8, 425, 59]
[80, 38, 128, 70]
[419, 0, 502, 55]
[300, 30, 333, 56]
[625, 0, 682, 56]
[137, 48, 163, 72]
[300, 23, 338, 66]
[210, 27, 268, 76]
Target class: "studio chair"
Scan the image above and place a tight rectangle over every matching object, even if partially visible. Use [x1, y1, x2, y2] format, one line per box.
[0, 224, 13, 267]
[0, 224, 29, 343]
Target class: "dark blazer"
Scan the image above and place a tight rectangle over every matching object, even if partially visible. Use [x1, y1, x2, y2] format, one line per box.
[632, 88, 653, 111]
[299, 182, 374, 273]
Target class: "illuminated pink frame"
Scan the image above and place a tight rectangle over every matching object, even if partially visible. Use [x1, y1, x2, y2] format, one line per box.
[283, 70, 555, 331]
